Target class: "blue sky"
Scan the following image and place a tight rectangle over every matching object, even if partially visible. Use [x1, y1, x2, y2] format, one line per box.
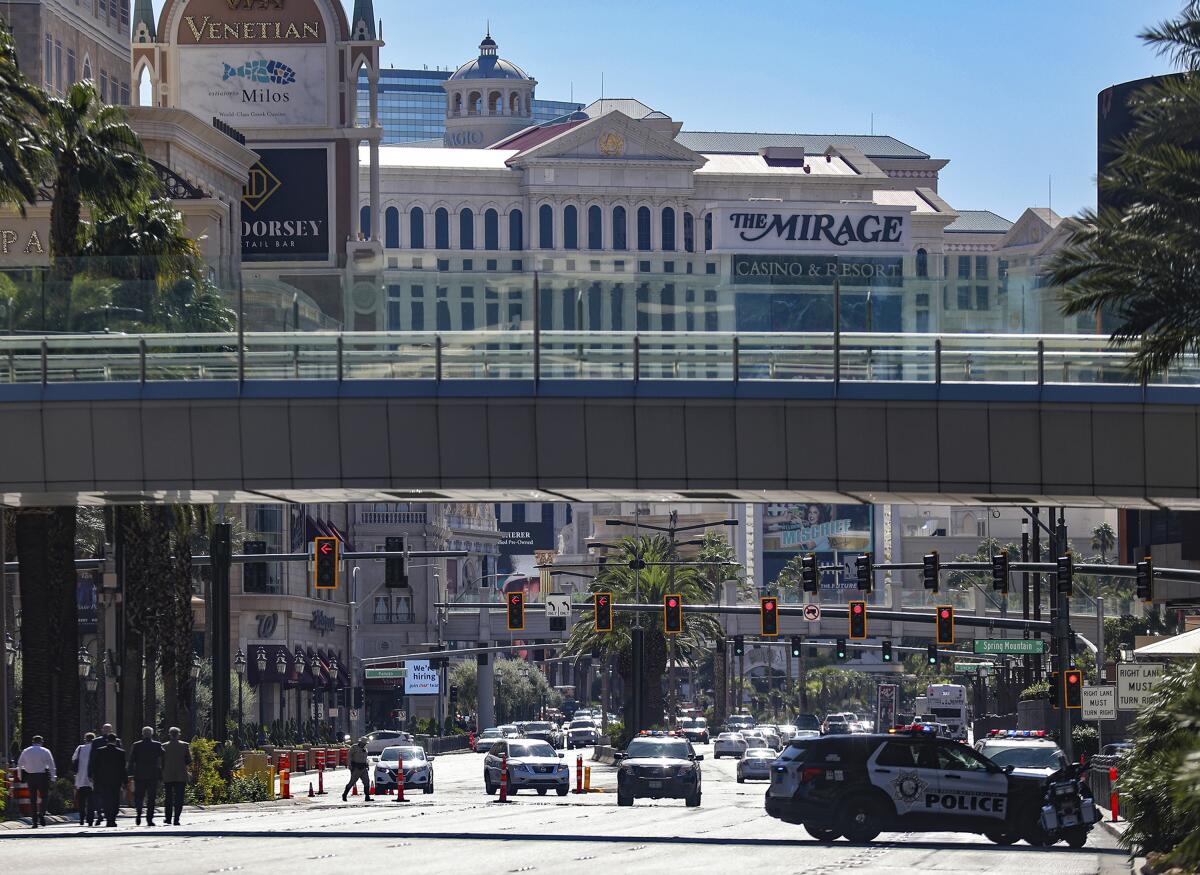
[359, 0, 1183, 221]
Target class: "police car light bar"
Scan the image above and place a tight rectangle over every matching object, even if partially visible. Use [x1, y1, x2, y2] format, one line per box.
[986, 729, 1047, 738]
[892, 724, 938, 734]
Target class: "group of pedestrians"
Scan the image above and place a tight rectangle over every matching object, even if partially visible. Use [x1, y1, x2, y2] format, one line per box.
[17, 724, 192, 829]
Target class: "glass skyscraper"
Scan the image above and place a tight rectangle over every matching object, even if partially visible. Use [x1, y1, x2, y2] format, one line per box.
[358, 69, 582, 144]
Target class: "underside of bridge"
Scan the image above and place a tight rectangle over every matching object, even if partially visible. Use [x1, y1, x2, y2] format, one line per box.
[0, 381, 1196, 507]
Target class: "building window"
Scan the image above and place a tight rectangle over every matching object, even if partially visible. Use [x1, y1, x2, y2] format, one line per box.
[957, 285, 971, 310]
[683, 212, 694, 253]
[704, 213, 713, 251]
[459, 209, 474, 250]
[409, 207, 425, 248]
[508, 209, 523, 250]
[119, 84, 128, 105]
[916, 247, 928, 278]
[975, 285, 989, 310]
[705, 262, 716, 275]
[435, 208, 449, 249]
[484, 208, 498, 251]
[637, 206, 651, 251]
[384, 207, 400, 249]
[661, 207, 676, 251]
[67, 50, 76, 86]
[45, 34, 52, 87]
[538, 204, 553, 249]
[587, 205, 602, 250]
[975, 255, 989, 278]
[120, 0, 129, 27]
[563, 205, 578, 250]
[916, 310, 930, 333]
[359, 205, 371, 239]
[612, 206, 627, 251]
[54, 40, 63, 92]
[957, 255, 970, 279]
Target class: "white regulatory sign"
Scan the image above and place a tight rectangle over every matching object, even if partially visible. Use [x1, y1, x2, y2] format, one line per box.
[1081, 685, 1116, 720]
[546, 594, 572, 619]
[802, 603, 821, 621]
[1116, 663, 1164, 711]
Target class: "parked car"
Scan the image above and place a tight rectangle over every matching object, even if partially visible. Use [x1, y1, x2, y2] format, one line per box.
[373, 745, 434, 794]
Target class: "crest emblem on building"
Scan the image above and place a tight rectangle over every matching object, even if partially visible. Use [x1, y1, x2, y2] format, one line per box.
[598, 132, 625, 157]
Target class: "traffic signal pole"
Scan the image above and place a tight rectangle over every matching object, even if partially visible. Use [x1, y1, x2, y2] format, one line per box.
[1055, 511, 1074, 762]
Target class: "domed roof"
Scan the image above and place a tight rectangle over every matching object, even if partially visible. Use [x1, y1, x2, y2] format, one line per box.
[449, 32, 531, 81]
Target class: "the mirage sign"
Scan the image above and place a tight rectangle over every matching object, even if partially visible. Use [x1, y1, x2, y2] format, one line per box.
[711, 204, 911, 254]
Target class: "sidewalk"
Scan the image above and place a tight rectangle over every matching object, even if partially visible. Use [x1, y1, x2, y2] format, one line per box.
[1095, 802, 1129, 842]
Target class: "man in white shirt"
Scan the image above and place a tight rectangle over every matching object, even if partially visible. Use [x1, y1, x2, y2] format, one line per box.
[17, 735, 57, 828]
[72, 732, 97, 826]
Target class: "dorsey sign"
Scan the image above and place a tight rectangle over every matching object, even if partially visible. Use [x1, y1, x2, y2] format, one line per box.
[711, 204, 911, 254]
[241, 147, 329, 262]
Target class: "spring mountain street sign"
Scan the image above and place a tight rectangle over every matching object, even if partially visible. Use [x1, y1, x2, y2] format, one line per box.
[973, 639, 1046, 655]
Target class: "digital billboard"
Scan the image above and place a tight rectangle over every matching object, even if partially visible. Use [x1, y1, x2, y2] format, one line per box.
[763, 503, 873, 591]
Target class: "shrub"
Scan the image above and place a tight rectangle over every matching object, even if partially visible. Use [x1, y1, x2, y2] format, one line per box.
[1072, 724, 1099, 758]
[602, 721, 624, 744]
[1020, 682, 1049, 701]
[225, 774, 271, 803]
[187, 738, 226, 806]
[46, 776, 76, 815]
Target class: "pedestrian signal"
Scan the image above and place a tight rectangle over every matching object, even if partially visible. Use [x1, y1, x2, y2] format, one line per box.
[507, 591, 524, 631]
[313, 536, 338, 590]
[848, 600, 867, 640]
[594, 592, 613, 632]
[922, 551, 939, 592]
[664, 594, 683, 635]
[855, 553, 873, 592]
[936, 605, 954, 646]
[760, 597, 779, 637]
[1136, 556, 1153, 601]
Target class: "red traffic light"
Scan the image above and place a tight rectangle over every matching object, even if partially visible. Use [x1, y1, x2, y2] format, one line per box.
[760, 596, 779, 636]
[668, 597, 678, 608]
[507, 592, 525, 631]
[936, 605, 954, 645]
[848, 599, 867, 640]
[598, 595, 608, 606]
[764, 599, 776, 611]
[1068, 674, 1079, 684]
[853, 603, 864, 614]
[664, 594, 683, 634]
[940, 608, 950, 619]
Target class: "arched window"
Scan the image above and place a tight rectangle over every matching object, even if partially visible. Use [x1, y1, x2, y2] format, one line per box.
[489, 91, 502, 114]
[916, 247, 928, 278]
[409, 207, 425, 249]
[359, 206, 371, 239]
[484, 208, 499, 250]
[661, 207, 676, 251]
[704, 212, 712, 251]
[459, 209, 475, 249]
[683, 212, 694, 253]
[538, 204, 554, 249]
[563, 205, 578, 250]
[509, 92, 520, 114]
[509, 209, 524, 250]
[612, 206, 627, 251]
[435, 208, 449, 249]
[453, 93, 462, 115]
[587, 205, 602, 250]
[384, 207, 400, 249]
[637, 206, 651, 251]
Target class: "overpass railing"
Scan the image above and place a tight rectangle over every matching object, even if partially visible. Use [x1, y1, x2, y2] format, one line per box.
[0, 330, 1195, 386]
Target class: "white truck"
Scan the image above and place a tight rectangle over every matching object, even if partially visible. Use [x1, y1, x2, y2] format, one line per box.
[924, 683, 968, 741]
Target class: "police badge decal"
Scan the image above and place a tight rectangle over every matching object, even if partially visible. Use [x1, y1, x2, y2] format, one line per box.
[891, 770, 927, 812]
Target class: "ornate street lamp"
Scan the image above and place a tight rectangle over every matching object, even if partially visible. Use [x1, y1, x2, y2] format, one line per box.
[77, 645, 92, 679]
[234, 649, 246, 743]
[4, 633, 15, 668]
[255, 647, 268, 674]
[191, 655, 202, 681]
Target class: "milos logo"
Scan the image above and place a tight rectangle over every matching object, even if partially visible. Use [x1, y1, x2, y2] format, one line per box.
[222, 59, 296, 85]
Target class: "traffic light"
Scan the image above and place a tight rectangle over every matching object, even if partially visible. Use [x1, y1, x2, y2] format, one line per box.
[243, 539, 267, 591]
[1136, 555, 1154, 602]
[790, 636, 802, 658]
[733, 635, 745, 657]
[664, 594, 683, 635]
[801, 554, 819, 594]
[385, 536, 408, 588]
[855, 553, 873, 592]
[927, 644, 938, 665]
[836, 637, 847, 660]
[991, 553, 1009, 593]
[507, 591, 524, 631]
[881, 640, 892, 662]
[1056, 554, 1074, 595]
[449, 685, 459, 711]
[848, 600, 867, 640]
[313, 536, 339, 590]
[922, 551, 939, 592]
[760, 596, 779, 637]
[594, 591, 613, 632]
[936, 605, 954, 646]
[1064, 669, 1082, 709]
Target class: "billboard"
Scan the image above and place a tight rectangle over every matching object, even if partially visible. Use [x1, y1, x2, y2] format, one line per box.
[241, 147, 330, 262]
[404, 659, 440, 695]
[179, 45, 328, 128]
[499, 520, 555, 555]
[711, 204, 910, 255]
[762, 503, 873, 591]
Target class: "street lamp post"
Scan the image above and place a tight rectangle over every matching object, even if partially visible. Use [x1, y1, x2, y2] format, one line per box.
[77, 646, 92, 735]
[294, 647, 307, 737]
[255, 647, 267, 743]
[190, 655, 201, 738]
[328, 658, 341, 741]
[309, 654, 321, 734]
[234, 649, 246, 747]
[4, 633, 15, 764]
[275, 650, 288, 739]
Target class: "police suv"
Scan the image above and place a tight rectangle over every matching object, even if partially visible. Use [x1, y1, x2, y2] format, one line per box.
[765, 727, 1094, 845]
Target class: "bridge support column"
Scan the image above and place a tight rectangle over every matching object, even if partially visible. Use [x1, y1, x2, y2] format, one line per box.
[476, 645, 495, 732]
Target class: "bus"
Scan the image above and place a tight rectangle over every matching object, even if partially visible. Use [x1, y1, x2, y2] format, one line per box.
[924, 684, 968, 741]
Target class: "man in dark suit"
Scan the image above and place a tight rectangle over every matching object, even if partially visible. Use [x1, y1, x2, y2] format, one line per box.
[127, 726, 164, 826]
[91, 735, 127, 827]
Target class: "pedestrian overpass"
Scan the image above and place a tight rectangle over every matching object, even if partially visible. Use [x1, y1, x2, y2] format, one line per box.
[0, 329, 1197, 507]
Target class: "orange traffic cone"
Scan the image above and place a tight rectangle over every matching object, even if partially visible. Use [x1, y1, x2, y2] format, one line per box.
[308, 782, 314, 798]
[351, 784, 358, 796]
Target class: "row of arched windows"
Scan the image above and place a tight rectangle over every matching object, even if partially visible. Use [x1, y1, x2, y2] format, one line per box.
[362, 204, 711, 253]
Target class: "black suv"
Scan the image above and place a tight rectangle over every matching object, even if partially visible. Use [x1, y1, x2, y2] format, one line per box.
[765, 731, 1059, 844]
[616, 735, 703, 807]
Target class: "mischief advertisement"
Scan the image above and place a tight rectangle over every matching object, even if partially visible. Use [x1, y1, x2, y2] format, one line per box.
[763, 503, 873, 590]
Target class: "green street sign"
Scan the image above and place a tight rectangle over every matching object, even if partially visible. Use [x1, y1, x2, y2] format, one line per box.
[954, 663, 994, 675]
[365, 667, 406, 679]
[973, 639, 1045, 655]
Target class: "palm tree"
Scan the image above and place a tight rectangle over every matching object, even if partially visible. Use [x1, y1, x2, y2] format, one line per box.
[1091, 522, 1117, 562]
[1049, 3, 1200, 378]
[0, 22, 47, 209]
[564, 535, 724, 736]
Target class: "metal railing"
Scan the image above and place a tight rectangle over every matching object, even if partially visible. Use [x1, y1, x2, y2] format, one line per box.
[0, 330, 1194, 387]
[358, 511, 428, 526]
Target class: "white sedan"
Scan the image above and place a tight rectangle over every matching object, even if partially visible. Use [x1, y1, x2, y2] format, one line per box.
[713, 732, 747, 759]
[736, 747, 776, 782]
[474, 727, 506, 752]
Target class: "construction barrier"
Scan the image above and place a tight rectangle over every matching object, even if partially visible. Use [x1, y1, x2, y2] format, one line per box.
[394, 751, 408, 803]
[280, 768, 291, 800]
[574, 755, 584, 794]
[493, 754, 512, 804]
[1109, 766, 1119, 821]
[315, 750, 326, 795]
[10, 775, 31, 817]
[295, 750, 308, 774]
[584, 766, 591, 792]
[340, 748, 349, 768]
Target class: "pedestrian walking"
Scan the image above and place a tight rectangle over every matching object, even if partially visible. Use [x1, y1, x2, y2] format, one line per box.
[71, 732, 96, 826]
[342, 736, 372, 801]
[17, 736, 56, 828]
[128, 726, 164, 826]
[161, 727, 191, 826]
[91, 734, 126, 827]
[87, 723, 121, 827]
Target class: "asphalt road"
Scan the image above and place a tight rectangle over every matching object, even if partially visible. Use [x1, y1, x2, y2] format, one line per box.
[0, 743, 1131, 874]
